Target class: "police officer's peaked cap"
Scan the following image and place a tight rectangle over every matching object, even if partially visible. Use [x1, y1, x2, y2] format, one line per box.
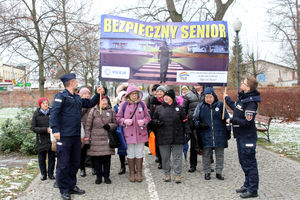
[60, 73, 76, 83]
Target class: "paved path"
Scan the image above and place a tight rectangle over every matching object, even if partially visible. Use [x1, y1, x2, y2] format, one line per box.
[18, 139, 300, 200]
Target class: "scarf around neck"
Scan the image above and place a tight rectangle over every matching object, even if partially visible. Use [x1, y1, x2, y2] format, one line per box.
[40, 108, 49, 115]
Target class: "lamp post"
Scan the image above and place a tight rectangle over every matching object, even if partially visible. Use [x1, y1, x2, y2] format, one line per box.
[233, 18, 242, 93]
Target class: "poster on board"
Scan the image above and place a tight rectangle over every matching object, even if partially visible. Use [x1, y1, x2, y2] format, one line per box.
[100, 15, 229, 86]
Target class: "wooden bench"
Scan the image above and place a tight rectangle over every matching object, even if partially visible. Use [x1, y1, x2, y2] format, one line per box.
[255, 114, 273, 142]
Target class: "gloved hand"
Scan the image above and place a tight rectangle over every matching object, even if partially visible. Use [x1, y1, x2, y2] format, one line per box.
[103, 124, 110, 130]
[186, 132, 191, 142]
[137, 120, 144, 127]
[85, 143, 90, 149]
[156, 120, 164, 127]
[199, 122, 210, 130]
[124, 119, 133, 126]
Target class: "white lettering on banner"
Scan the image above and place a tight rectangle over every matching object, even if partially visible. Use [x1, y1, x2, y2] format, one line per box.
[102, 66, 130, 79]
[176, 70, 227, 83]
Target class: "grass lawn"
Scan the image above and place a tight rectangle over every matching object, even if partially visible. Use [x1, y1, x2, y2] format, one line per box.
[0, 160, 39, 199]
[257, 123, 300, 163]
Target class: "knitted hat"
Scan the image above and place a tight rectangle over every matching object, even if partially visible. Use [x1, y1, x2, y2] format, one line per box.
[97, 95, 107, 105]
[38, 97, 49, 108]
[204, 87, 216, 96]
[79, 87, 91, 97]
[181, 85, 190, 91]
[152, 84, 160, 92]
[117, 91, 126, 101]
[156, 85, 166, 93]
[164, 89, 176, 101]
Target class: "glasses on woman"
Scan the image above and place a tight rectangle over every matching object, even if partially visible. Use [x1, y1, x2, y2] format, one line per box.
[131, 92, 139, 96]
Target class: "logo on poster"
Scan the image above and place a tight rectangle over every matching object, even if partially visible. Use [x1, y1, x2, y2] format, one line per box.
[179, 72, 189, 80]
[102, 66, 130, 79]
[104, 68, 111, 76]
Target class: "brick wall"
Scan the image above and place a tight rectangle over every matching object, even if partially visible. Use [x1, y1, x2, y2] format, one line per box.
[1, 86, 300, 108]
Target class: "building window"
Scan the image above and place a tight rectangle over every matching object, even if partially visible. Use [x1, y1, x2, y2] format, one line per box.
[258, 73, 266, 82]
[292, 71, 296, 80]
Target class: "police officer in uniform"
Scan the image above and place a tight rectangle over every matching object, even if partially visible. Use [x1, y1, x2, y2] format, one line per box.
[224, 76, 261, 199]
[50, 74, 102, 200]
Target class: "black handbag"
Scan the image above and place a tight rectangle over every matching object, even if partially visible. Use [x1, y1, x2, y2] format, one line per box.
[99, 110, 121, 148]
[108, 130, 121, 148]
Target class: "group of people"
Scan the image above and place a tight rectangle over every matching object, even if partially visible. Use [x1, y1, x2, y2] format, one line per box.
[30, 73, 261, 200]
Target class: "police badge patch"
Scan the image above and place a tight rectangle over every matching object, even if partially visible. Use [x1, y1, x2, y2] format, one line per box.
[245, 112, 253, 121]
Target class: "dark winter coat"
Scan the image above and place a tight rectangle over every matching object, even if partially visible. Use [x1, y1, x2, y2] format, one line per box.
[193, 100, 230, 148]
[152, 101, 191, 146]
[225, 90, 261, 140]
[85, 105, 117, 156]
[182, 87, 205, 127]
[158, 43, 171, 71]
[31, 108, 51, 153]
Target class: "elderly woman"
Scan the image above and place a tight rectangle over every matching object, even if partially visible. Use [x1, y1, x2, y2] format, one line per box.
[113, 90, 127, 175]
[193, 87, 230, 181]
[85, 96, 118, 184]
[31, 97, 56, 181]
[148, 85, 165, 169]
[152, 89, 191, 183]
[116, 83, 150, 183]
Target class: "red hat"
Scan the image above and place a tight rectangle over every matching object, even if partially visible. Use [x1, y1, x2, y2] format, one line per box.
[38, 97, 49, 108]
[97, 95, 107, 105]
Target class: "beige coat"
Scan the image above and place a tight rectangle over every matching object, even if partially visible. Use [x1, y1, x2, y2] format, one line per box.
[85, 105, 117, 156]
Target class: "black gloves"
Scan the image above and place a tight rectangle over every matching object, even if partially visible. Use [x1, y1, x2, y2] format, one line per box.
[85, 144, 90, 149]
[198, 122, 210, 130]
[186, 132, 191, 142]
[156, 120, 165, 127]
[103, 124, 110, 130]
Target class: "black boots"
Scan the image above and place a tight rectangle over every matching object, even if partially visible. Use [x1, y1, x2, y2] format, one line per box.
[188, 166, 196, 172]
[80, 169, 86, 177]
[95, 177, 102, 184]
[92, 168, 96, 175]
[40, 174, 47, 181]
[205, 173, 211, 180]
[240, 192, 258, 198]
[118, 167, 126, 175]
[104, 177, 111, 184]
[236, 186, 247, 193]
[216, 174, 224, 180]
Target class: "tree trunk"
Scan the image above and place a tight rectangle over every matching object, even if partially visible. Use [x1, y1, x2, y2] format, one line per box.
[214, 0, 234, 21]
[63, 0, 70, 73]
[296, 0, 300, 85]
[165, 0, 182, 22]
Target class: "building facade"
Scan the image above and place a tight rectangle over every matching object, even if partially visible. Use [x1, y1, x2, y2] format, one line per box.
[245, 60, 297, 87]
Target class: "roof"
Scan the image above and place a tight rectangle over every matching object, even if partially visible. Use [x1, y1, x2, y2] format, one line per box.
[243, 59, 295, 70]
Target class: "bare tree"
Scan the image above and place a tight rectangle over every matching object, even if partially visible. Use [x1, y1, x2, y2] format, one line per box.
[267, 0, 300, 85]
[116, 0, 235, 22]
[45, 0, 95, 74]
[0, 0, 58, 97]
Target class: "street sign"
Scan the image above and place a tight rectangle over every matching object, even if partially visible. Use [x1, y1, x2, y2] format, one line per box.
[0, 87, 7, 91]
[16, 83, 23, 87]
[25, 83, 31, 86]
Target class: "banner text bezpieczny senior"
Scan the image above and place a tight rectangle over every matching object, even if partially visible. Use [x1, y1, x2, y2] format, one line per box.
[100, 15, 229, 86]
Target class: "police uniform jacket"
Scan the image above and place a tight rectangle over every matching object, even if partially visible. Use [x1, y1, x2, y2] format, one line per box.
[182, 87, 205, 127]
[152, 101, 191, 146]
[225, 90, 261, 139]
[50, 89, 100, 137]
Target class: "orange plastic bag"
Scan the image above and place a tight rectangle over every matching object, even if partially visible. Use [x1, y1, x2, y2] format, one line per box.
[149, 131, 156, 156]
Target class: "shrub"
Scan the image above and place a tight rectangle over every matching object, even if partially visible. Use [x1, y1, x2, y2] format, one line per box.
[0, 108, 36, 155]
[259, 90, 300, 121]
